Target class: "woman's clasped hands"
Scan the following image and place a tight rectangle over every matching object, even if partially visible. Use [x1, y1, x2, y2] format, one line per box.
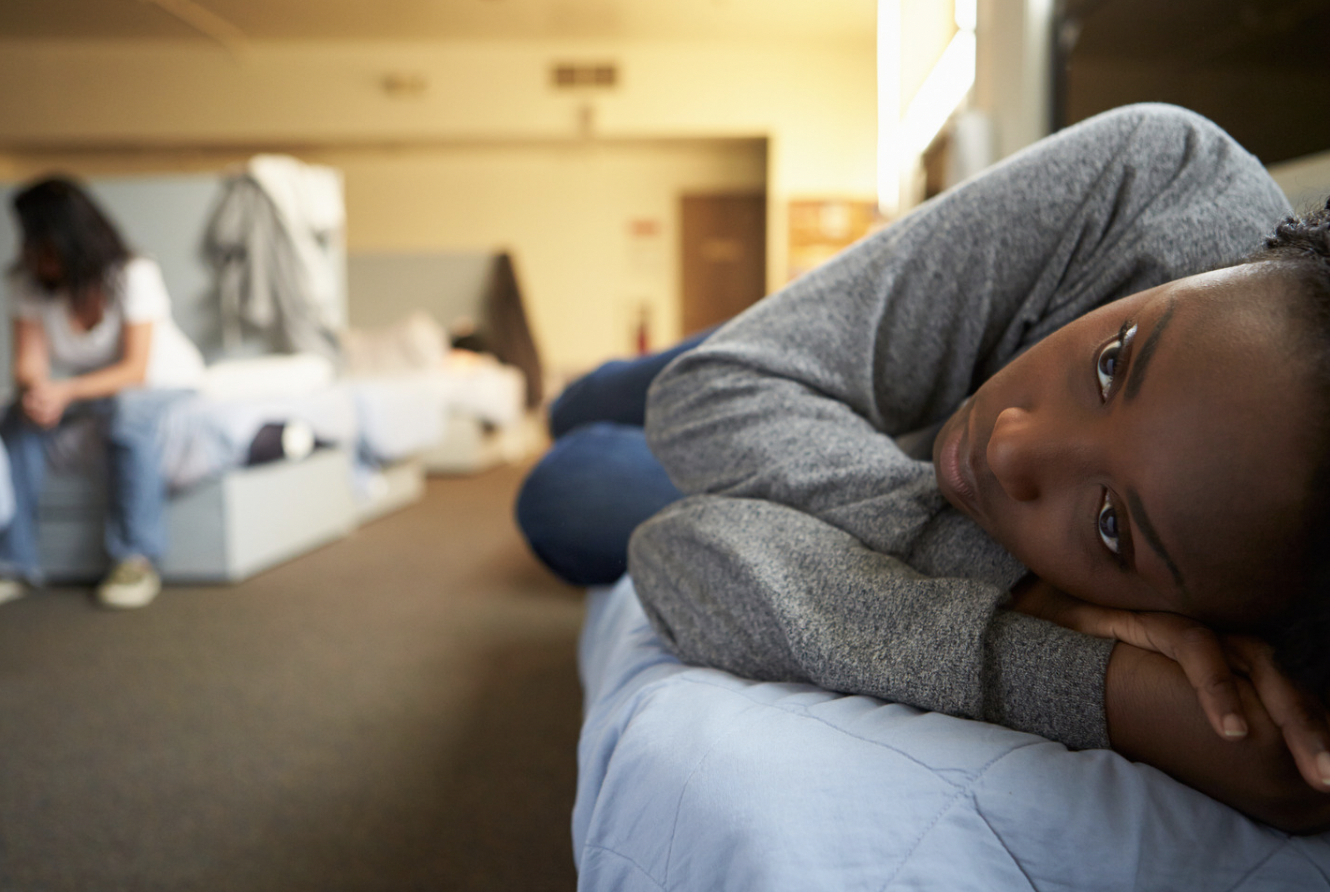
[20, 380, 74, 429]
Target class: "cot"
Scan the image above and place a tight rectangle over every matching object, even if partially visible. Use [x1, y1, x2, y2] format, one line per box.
[575, 576, 1330, 891]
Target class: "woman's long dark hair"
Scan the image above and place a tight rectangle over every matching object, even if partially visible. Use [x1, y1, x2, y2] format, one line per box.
[10, 176, 131, 312]
[1244, 197, 1330, 692]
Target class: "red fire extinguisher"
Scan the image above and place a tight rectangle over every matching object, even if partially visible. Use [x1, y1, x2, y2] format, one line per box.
[635, 305, 651, 355]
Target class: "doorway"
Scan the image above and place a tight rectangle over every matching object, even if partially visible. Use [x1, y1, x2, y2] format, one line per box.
[680, 192, 767, 336]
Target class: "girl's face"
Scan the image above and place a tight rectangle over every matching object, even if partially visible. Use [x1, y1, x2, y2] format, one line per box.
[23, 241, 62, 289]
[933, 263, 1317, 629]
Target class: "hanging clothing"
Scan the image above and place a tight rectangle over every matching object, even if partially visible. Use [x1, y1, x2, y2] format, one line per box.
[204, 154, 345, 361]
[484, 253, 544, 408]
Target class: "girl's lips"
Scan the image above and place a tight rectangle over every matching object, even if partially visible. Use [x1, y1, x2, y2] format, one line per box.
[938, 405, 981, 517]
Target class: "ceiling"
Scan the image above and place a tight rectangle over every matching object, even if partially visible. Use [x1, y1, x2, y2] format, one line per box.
[0, 0, 877, 43]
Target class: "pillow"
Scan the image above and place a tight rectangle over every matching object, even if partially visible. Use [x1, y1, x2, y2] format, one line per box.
[341, 311, 449, 376]
[199, 352, 337, 401]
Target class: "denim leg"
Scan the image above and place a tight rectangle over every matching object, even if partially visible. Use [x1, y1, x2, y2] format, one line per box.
[90, 390, 183, 564]
[0, 434, 14, 529]
[549, 329, 714, 438]
[515, 422, 683, 586]
[0, 403, 52, 580]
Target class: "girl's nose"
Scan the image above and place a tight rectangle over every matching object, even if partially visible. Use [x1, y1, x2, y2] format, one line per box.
[986, 406, 1047, 502]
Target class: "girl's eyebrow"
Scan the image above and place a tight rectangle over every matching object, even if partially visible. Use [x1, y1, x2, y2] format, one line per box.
[1125, 487, 1187, 592]
[1124, 298, 1177, 401]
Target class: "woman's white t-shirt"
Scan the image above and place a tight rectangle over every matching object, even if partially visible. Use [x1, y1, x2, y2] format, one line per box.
[9, 257, 205, 391]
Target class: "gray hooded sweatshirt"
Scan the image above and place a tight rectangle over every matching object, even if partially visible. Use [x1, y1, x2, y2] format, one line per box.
[628, 104, 1294, 751]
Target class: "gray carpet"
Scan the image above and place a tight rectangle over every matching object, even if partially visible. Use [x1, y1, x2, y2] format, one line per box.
[0, 463, 585, 892]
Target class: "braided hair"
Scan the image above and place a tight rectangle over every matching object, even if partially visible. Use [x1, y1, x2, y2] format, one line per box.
[10, 176, 131, 313]
[1242, 197, 1330, 691]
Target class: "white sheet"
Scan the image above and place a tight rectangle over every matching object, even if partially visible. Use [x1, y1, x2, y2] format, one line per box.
[198, 352, 337, 402]
[428, 353, 525, 427]
[33, 353, 525, 495]
[158, 387, 359, 491]
[345, 375, 445, 464]
[344, 358, 526, 465]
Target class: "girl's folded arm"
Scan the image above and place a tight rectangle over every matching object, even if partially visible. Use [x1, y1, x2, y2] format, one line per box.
[628, 495, 1115, 752]
[1106, 644, 1330, 834]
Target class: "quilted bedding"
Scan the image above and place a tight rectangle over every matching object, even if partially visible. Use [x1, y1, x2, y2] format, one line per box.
[574, 577, 1330, 891]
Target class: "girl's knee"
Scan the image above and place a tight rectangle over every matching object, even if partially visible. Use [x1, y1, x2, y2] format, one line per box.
[515, 421, 681, 585]
[1093, 102, 1232, 154]
[518, 423, 630, 509]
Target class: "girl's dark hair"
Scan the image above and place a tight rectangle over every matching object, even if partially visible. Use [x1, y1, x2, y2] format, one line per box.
[10, 176, 131, 310]
[1243, 197, 1330, 691]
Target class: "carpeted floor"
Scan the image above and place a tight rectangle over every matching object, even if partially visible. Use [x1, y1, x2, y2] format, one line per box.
[0, 462, 585, 892]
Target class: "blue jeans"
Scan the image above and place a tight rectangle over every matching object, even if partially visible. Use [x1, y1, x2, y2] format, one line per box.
[516, 331, 711, 586]
[0, 389, 185, 581]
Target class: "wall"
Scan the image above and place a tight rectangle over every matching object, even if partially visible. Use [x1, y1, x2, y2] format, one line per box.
[1064, 60, 1330, 168]
[0, 37, 876, 373]
[320, 138, 765, 367]
[1268, 149, 1330, 214]
[974, 0, 1052, 160]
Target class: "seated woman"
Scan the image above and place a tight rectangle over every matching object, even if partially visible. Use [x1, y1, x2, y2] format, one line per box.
[1, 177, 205, 609]
[517, 104, 1330, 833]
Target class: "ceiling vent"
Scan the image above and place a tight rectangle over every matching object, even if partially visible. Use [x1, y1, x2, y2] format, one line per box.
[382, 72, 429, 97]
[551, 63, 619, 89]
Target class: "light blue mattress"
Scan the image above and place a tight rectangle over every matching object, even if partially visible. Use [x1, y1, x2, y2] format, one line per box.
[574, 577, 1330, 891]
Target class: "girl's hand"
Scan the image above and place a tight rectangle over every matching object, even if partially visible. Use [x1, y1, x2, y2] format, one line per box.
[1010, 576, 1248, 739]
[1010, 576, 1330, 792]
[21, 380, 72, 429]
[1223, 635, 1330, 795]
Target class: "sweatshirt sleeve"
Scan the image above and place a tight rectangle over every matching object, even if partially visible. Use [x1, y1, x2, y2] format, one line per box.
[629, 104, 1292, 750]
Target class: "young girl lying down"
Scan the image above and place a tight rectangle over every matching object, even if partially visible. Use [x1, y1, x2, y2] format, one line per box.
[518, 104, 1330, 833]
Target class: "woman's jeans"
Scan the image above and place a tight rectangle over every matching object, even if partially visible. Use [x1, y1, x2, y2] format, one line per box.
[0, 389, 184, 581]
[515, 331, 710, 586]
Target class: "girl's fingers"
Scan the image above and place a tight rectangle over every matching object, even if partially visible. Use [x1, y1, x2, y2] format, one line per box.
[1156, 621, 1248, 742]
[1230, 636, 1330, 793]
[1022, 591, 1250, 744]
[1055, 599, 1137, 641]
[1086, 609, 1248, 742]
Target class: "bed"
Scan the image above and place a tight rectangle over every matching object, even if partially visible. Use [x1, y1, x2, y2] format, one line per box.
[32, 355, 489, 582]
[346, 251, 541, 474]
[575, 576, 1330, 891]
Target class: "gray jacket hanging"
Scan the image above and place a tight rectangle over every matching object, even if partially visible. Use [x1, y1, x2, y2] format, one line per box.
[204, 155, 344, 361]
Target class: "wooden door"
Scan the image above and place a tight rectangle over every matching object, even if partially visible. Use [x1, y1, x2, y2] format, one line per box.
[680, 192, 767, 336]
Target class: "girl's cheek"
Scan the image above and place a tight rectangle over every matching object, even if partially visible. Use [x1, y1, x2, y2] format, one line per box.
[1001, 517, 1079, 592]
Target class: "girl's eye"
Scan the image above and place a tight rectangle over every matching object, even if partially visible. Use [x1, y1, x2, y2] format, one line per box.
[1095, 324, 1136, 399]
[1098, 490, 1121, 555]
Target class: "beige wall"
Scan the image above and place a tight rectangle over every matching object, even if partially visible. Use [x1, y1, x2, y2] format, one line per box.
[0, 36, 876, 371]
[321, 139, 766, 370]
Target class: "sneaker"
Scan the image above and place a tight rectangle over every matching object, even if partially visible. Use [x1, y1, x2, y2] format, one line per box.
[0, 578, 25, 606]
[96, 558, 161, 610]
